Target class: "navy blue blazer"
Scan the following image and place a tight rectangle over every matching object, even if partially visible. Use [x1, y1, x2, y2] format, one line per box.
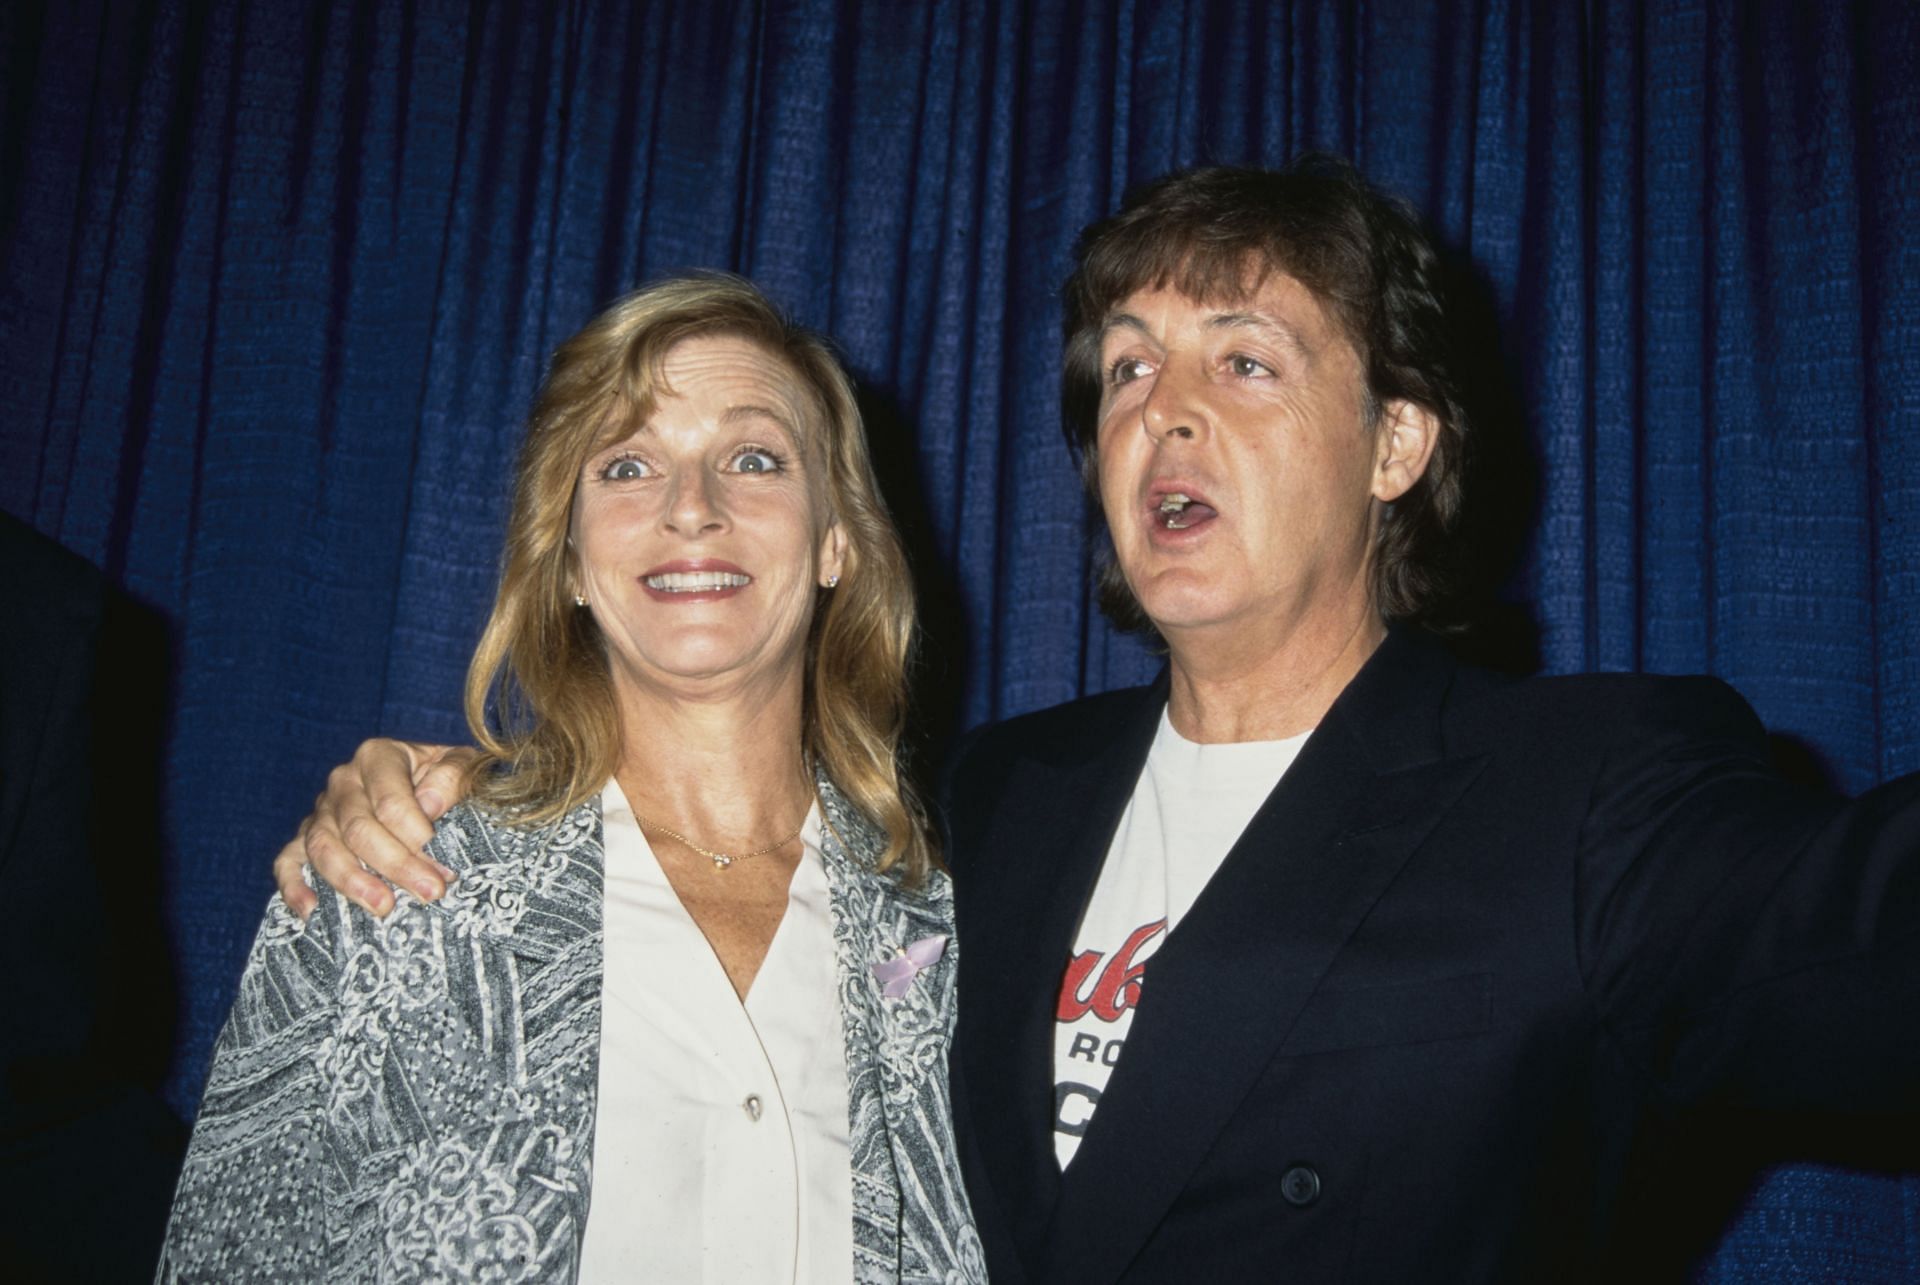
[944, 630, 1920, 1283]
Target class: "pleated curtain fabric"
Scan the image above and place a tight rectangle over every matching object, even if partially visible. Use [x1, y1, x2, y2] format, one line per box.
[1, 1, 1915, 1277]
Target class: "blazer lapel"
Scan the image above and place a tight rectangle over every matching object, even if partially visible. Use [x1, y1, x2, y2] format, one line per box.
[952, 683, 1165, 1276]
[1042, 633, 1486, 1282]
[816, 778, 961, 1275]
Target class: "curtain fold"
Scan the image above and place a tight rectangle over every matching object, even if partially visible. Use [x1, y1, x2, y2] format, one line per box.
[3, 1, 1914, 1275]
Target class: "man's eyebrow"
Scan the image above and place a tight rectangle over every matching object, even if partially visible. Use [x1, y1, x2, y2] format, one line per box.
[1206, 310, 1314, 356]
[1097, 309, 1315, 358]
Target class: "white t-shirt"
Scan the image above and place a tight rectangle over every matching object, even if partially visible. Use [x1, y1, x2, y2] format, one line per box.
[1053, 709, 1310, 1168]
[578, 779, 854, 1282]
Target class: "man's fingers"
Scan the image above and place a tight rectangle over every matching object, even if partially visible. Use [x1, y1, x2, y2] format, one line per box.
[357, 741, 438, 852]
[320, 739, 447, 902]
[339, 810, 445, 904]
[303, 817, 397, 918]
[311, 753, 436, 913]
[273, 830, 318, 920]
[372, 788, 438, 855]
[412, 747, 477, 823]
[411, 748, 476, 881]
[280, 738, 466, 918]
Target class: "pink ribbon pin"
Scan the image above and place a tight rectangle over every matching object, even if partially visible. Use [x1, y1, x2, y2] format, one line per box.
[871, 934, 948, 997]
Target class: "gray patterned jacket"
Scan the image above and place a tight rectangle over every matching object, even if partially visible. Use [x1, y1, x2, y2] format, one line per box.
[158, 779, 985, 1283]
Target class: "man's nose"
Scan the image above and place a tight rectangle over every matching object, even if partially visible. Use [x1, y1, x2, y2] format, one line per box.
[1141, 358, 1206, 443]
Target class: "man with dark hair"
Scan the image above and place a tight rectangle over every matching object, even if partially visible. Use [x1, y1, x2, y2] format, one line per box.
[939, 156, 1918, 1281]
[1059, 158, 1470, 630]
[283, 156, 1918, 1281]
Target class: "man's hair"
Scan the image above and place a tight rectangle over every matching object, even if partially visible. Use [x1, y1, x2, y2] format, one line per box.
[463, 273, 933, 884]
[1061, 156, 1470, 630]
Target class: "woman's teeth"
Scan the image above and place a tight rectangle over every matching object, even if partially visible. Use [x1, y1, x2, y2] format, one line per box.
[645, 572, 750, 591]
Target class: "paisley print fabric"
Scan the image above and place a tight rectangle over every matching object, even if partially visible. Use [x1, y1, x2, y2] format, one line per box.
[815, 786, 987, 1285]
[158, 779, 983, 1283]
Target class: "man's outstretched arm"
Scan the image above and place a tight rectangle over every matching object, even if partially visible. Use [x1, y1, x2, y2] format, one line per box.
[271, 739, 476, 918]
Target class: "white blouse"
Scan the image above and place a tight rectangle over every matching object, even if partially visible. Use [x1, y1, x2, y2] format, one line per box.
[577, 779, 854, 1282]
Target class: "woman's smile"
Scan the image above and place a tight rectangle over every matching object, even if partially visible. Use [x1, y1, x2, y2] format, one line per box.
[640, 558, 753, 601]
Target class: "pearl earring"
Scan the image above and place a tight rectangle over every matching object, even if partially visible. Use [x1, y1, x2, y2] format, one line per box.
[574, 594, 588, 607]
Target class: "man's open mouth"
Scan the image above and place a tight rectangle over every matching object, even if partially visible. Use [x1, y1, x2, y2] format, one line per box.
[1155, 491, 1219, 530]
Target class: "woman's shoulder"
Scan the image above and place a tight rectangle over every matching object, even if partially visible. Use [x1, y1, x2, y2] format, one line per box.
[277, 794, 603, 960]
[414, 793, 607, 941]
[425, 793, 604, 875]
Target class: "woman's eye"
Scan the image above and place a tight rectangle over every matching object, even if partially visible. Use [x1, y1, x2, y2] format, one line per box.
[1108, 357, 1151, 385]
[602, 457, 650, 480]
[1227, 354, 1273, 378]
[730, 450, 782, 474]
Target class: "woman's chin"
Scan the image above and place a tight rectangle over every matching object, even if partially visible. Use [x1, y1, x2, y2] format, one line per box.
[616, 637, 803, 695]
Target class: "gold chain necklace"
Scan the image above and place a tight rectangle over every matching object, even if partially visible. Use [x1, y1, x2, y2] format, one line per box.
[633, 804, 809, 871]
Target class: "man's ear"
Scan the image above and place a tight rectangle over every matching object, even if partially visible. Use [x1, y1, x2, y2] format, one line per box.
[1372, 399, 1440, 503]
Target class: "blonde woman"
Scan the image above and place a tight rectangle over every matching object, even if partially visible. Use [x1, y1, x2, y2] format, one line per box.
[160, 276, 983, 1283]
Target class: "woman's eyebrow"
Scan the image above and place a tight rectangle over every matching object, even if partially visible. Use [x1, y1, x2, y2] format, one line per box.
[721, 403, 800, 437]
[589, 423, 653, 456]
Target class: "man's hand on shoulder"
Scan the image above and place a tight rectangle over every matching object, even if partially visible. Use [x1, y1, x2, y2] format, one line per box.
[272, 739, 478, 919]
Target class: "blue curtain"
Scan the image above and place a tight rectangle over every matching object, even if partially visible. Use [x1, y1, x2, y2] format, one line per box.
[2, 0, 1914, 1275]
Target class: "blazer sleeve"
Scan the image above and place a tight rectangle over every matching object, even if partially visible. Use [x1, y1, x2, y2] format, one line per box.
[156, 888, 347, 1282]
[1573, 677, 1920, 1110]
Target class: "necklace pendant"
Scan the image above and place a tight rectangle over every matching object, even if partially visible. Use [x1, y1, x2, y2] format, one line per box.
[710, 853, 733, 870]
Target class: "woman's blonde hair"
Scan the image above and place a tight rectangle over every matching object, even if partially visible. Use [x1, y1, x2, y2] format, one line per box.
[462, 273, 933, 883]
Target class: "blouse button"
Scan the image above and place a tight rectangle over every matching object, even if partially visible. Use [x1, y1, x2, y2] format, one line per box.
[743, 1094, 763, 1122]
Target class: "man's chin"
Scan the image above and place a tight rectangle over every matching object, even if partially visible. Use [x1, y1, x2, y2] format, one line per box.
[1133, 592, 1242, 638]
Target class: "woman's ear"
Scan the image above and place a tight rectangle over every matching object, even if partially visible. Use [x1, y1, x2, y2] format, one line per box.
[818, 519, 850, 588]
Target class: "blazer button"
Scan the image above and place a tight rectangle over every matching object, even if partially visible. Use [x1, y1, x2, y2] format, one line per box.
[1280, 1164, 1320, 1207]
